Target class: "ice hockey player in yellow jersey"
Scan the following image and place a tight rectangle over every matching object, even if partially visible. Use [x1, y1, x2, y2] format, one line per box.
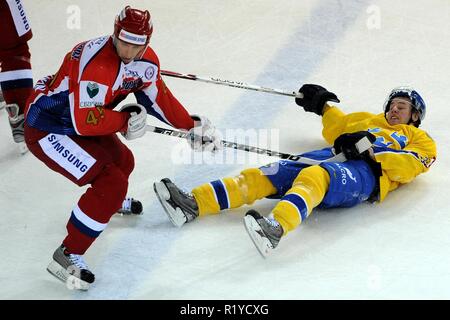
[154, 85, 436, 257]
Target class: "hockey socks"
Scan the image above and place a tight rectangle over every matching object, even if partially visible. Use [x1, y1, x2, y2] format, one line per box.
[272, 165, 330, 234]
[192, 168, 277, 216]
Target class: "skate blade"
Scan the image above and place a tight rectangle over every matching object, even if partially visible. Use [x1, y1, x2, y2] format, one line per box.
[117, 209, 143, 216]
[153, 181, 187, 227]
[243, 215, 273, 258]
[47, 261, 90, 291]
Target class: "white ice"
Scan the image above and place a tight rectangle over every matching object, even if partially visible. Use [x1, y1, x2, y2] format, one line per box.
[1, 0, 449, 299]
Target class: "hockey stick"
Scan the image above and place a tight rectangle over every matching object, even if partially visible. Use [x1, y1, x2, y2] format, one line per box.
[145, 124, 358, 165]
[160, 70, 303, 99]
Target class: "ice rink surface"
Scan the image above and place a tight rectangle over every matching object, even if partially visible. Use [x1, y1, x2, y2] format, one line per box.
[1, 0, 449, 299]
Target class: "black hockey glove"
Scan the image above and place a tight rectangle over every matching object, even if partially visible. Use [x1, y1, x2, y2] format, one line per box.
[295, 84, 340, 116]
[333, 131, 377, 160]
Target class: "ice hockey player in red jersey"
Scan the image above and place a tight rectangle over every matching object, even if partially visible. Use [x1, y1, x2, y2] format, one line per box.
[23, 6, 222, 290]
[0, 0, 34, 153]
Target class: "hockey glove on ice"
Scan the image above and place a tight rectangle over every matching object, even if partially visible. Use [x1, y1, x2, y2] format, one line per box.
[119, 103, 147, 140]
[188, 115, 223, 153]
[295, 84, 340, 116]
[333, 131, 377, 160]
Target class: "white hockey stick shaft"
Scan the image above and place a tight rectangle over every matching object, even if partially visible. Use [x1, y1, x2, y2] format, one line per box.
[145, 125, 350, 165]
[160, 70, 304, 99]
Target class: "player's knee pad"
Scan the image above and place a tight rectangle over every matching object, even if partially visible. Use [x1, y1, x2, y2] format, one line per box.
[291, 165, 330, 208]
[239, 168, 277, 203]
[293, 165, 329, 188]
[118, 146, 135, 178]
[94, 164, 129, 214]
[319, 160, 376, 208]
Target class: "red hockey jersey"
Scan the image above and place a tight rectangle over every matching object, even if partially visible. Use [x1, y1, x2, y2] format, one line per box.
[25, 36, 194, 135]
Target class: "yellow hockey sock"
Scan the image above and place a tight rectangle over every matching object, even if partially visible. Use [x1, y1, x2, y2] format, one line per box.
[272, 165, 330, 234]
[192, 168, 277, 216]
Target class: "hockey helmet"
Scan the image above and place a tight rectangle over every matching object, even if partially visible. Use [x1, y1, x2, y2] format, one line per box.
[383, 86, 426, 125]
[114, 6, 153, 46]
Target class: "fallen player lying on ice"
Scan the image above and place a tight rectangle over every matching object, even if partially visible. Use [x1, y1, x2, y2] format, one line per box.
[154, 84, 437, 257]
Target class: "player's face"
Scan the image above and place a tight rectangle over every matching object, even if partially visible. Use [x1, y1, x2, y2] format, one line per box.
[386, 97, 419, 125]
[115, 39, 146, 64]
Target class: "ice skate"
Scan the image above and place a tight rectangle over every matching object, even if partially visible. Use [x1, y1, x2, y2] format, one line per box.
[46, 245, 95, 290]
[5, 103, 28, 154]
[153, 178, 199, 227]
[244, 210, 283, 258]
[117, 197, 143, 215]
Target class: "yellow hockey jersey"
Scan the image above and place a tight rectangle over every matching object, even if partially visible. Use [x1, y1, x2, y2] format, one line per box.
[321, 104, 437, 201]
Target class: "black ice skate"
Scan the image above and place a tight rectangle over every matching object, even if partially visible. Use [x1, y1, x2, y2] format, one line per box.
[244, 210, 284, 258]
[153, 178, 199, 227]
[47, 245, 95, 290]
[117, 197, 143, 215]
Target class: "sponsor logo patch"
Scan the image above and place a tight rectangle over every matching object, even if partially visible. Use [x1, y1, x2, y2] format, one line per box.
[38, 134, 97, 180]
[86, 82, 99, 98]
[7, 0, 30, 36]
[79, 81, 107, 108]
[118, 29, 147, 45]
[120, 77, 143, 90]
[335, 163, 357, 185]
